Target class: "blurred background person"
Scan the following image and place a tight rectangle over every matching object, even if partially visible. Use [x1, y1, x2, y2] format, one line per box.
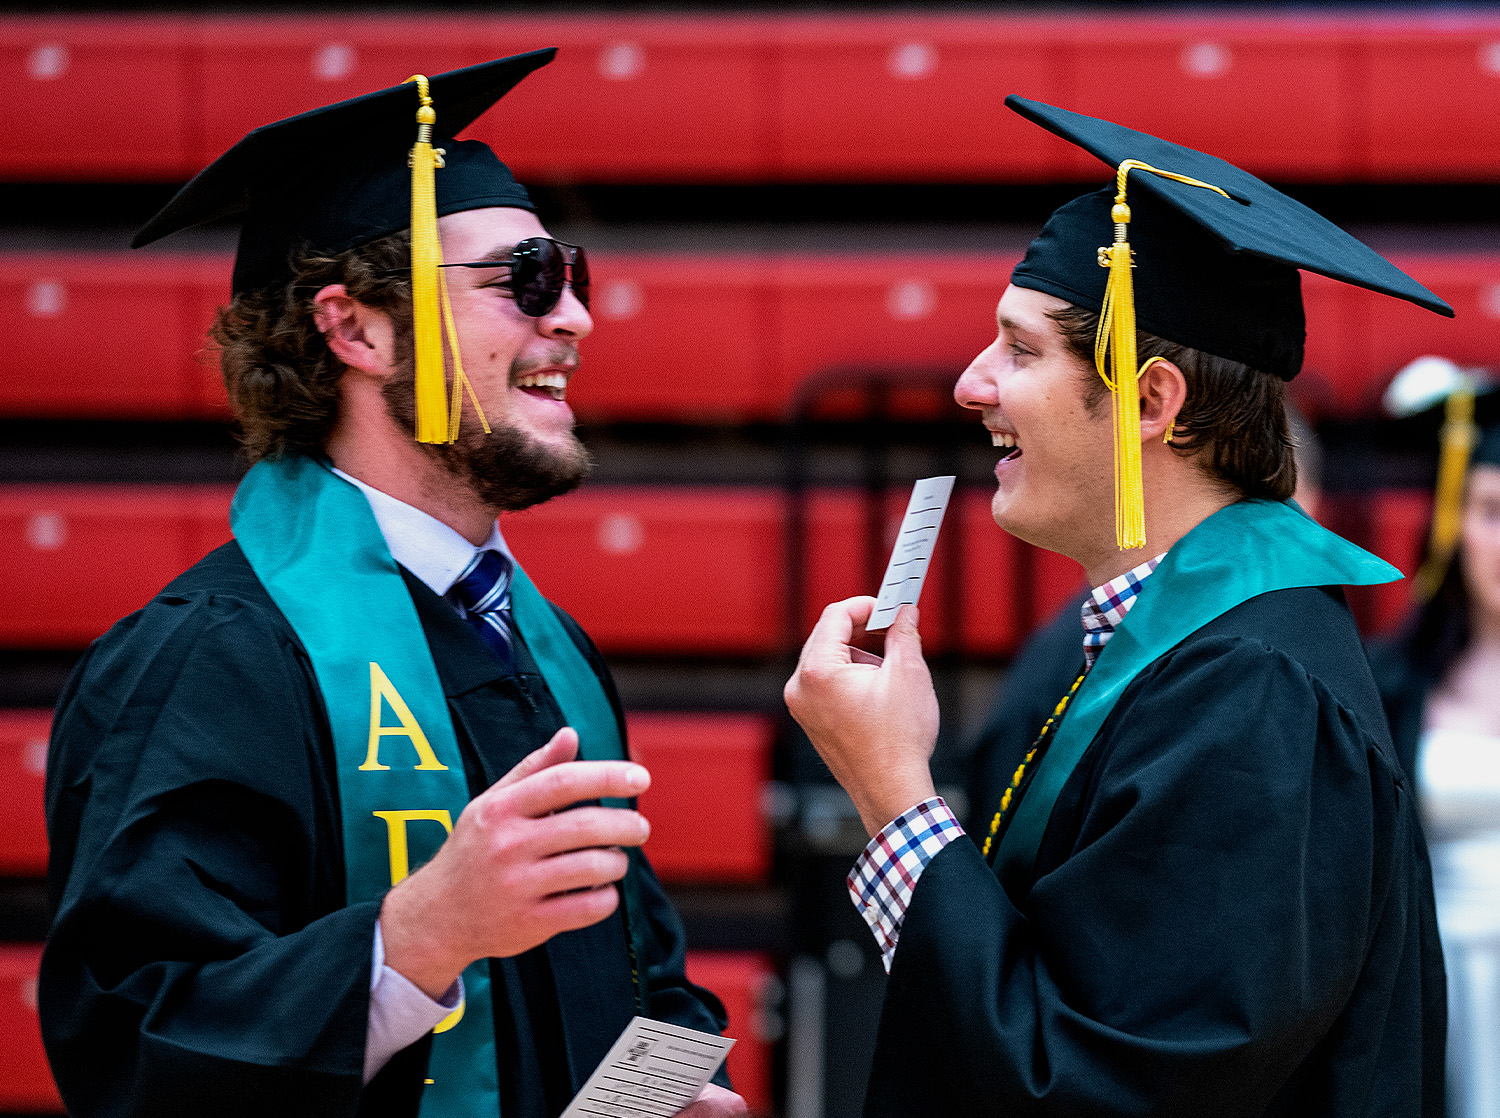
[1371, 359, 1500, 1118]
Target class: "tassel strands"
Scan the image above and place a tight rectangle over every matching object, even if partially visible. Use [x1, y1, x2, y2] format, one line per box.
[405, 74, 453, 444]
[1094, 160, 1231, 551]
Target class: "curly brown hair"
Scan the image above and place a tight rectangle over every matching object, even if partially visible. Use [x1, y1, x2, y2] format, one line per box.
[210, 232, 413, 463]
[1046, 303, 1297, 502]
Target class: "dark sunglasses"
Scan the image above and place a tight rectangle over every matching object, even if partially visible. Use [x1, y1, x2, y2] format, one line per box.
[439, 237, 589, 317]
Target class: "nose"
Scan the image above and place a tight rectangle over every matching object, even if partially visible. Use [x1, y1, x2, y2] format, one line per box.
[539, 284, 593, 342]
[954, 344, 1000, 411]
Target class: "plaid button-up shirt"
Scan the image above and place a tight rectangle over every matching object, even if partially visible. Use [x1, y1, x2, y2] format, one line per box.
[848, 554, 1165, 971]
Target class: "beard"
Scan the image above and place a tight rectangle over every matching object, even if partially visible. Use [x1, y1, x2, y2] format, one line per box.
[382, 356, 594, 513]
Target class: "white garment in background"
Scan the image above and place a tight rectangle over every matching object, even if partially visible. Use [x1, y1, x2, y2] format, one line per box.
[1421, 726, 1500, 1118]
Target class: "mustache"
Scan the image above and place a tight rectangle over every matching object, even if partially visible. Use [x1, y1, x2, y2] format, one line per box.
[510, 346, 580, 378]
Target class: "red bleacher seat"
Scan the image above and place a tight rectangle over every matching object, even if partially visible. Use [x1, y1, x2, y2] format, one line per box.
[0, 254, 228, 420]
[773, 15, 1072, 181]
[684, 950, 777, 1115]
[0, 481, 1108, 657]
[628, 713, 773, 885]
[1328, 489, 1428, 636]
[0, 944, 61, 1111]
[503, 487, 785, 655]
[7, 247, 1494, 424]
[1059, 14, 1357, 181]
[1, 17, 195, 180]
[0, 712, 49, 876]
[8, 12, 1500, 182]
[0, 485, 231, 647]
[1357, 16, 1500, 181]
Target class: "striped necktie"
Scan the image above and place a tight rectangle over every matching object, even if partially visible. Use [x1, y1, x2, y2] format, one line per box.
[449, 549, 514, 673]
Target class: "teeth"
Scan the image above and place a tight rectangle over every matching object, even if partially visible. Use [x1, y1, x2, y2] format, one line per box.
[514, 371, 568, 390]
[991, 432, 1018, 449]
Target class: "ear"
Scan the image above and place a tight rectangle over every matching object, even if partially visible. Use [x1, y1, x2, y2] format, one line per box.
[312, 284, 396, 378]
[1138, 356, 1187, 444]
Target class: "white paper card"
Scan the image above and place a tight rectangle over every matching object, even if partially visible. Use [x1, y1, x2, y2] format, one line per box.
[866, 475, 956, 632]
[560, 1016, 734, 1118]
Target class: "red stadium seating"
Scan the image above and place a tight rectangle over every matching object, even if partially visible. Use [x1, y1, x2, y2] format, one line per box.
[0, 482, 1079, 657]
[1326, 489, 1430, 636]
[628, 713, 774, 884]
[8, 12, 1500, 183]
[6, 247, 1494, 424]
[0, 17, 196, 180]
[0, 254, 229, 420]
[683, 951, 777, 1115]
[0, 944, 61, 1111]
[0, 486, 229, 647]
[0, 712, 49, 876]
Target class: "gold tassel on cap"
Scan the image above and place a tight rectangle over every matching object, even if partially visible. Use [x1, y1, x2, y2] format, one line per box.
[1416, 380, 1477, 599]
[405, 74, 460, 444]
[1095, 160, 1231, 551]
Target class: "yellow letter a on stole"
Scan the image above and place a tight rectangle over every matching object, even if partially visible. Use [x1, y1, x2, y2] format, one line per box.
[359, 662, 449, 771]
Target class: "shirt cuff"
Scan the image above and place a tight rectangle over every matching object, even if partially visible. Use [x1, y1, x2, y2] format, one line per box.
[365, 921, 464, 1084]
[847, 796, 964, 973]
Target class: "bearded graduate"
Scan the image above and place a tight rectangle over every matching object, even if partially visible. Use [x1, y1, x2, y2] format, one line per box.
[41, 55, 745, 1118]
[785, 98, 1450, 1117]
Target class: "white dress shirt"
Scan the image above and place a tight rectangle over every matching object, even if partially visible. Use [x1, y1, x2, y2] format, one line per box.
[331, 468, 511, 1083]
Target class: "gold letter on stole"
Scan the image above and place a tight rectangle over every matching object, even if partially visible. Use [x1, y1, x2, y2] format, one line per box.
[370, 809, 454, 885]
[360, 662, 449, 771]
[372, 809, 465, 1032]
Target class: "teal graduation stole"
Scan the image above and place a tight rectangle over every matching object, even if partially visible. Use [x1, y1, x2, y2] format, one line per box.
[232, 455, 640, 1116]
[992, 499, 1401, 894]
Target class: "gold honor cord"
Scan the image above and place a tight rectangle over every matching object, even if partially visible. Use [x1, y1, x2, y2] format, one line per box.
[1417, 381, 1477, 600]
[1095, 160, 1231, 550]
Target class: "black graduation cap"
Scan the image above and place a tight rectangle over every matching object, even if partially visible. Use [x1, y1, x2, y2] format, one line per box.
[133, 49, 556, 295]
[1004, 96, 1454, 551]
[1007, 95, 1453, 382]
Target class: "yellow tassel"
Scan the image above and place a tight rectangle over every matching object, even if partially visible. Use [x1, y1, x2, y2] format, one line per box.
[1094, 160, 1231, 552]
[1416, 381, 1477, 599]
[405, 75, 450, 444]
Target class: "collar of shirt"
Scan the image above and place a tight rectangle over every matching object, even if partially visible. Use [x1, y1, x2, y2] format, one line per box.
[1080, 554, 1166, 668]
[330, 466, 512, 598]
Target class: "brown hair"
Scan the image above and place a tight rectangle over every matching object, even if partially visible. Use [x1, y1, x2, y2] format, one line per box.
[209, 232, 413, 463]
[1047, 303, 1297, 501]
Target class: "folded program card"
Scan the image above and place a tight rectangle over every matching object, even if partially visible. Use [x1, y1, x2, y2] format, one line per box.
[560, 1016, 735, 1118]
[866, 475, 956, 632]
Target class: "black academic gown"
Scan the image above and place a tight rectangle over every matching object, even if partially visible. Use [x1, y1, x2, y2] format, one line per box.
[965, 591, 1089, 835]
[41, 541, 727, 1118]
[868, 586, 1446, 1118]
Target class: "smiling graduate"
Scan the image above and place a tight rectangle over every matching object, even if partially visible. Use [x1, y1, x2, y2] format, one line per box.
[41, 55, 744, 1118]
[785, 98, 1450, 1117]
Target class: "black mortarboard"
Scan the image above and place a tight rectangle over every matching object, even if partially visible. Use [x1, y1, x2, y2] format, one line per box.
[134, 50, 556, 445]
[1007, 95, 1453, 382]
[1004, 96, 1453, 551]
[133, 50, 555, 295]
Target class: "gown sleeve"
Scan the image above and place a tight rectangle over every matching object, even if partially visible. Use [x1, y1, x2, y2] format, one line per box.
[41, 592, 376, 1118]
[869, 634, 1411, 1117]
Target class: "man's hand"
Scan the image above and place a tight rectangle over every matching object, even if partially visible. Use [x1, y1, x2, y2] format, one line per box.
[784, 598, 939, 836]
[675, 1083, 749, 1115]
[380, 728, 650, 998]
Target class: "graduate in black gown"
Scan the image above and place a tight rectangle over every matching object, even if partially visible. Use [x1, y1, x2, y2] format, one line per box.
[41, 56, 745, 1118]
[785, 98, 1450, 1117]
